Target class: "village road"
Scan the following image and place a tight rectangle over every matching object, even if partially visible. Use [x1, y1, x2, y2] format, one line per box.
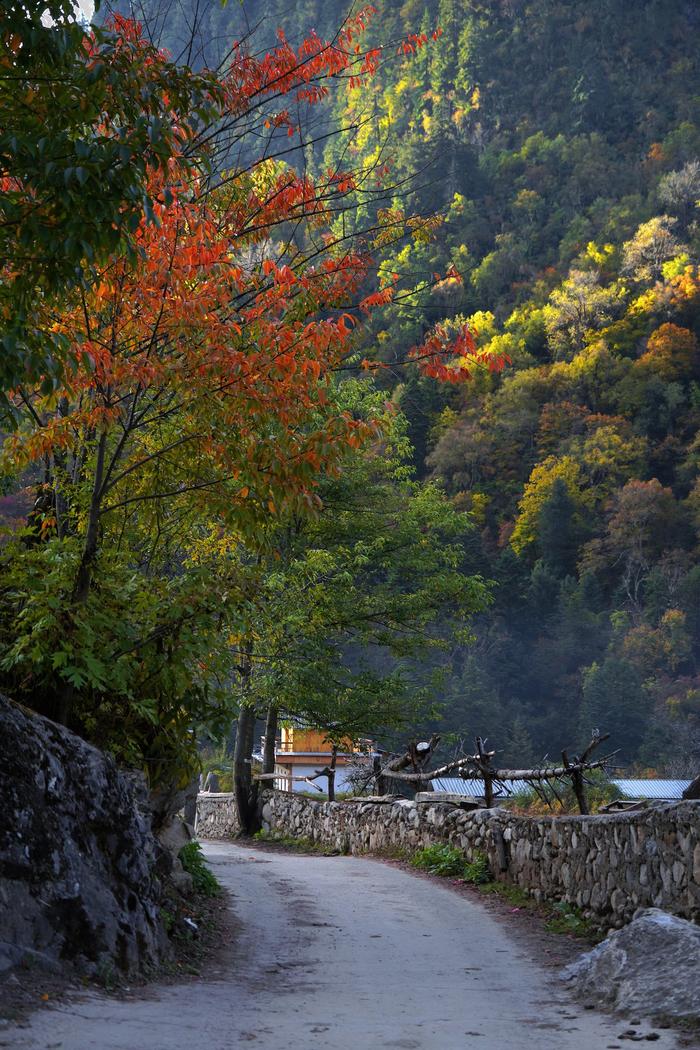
[5, 841, 680, 1050]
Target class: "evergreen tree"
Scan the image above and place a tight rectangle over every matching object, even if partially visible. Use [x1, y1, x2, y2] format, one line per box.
[579, 658, 650, 762]
[526, 560, 560, 621]
[537, 476, 584, 577]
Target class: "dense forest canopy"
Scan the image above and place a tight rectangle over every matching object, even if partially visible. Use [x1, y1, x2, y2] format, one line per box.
[107, 0, 700, 773]
[5, 0, 700, 778]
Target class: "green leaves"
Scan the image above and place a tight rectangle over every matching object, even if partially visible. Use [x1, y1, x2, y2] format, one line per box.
[0, 5, 223, 400]
[0, 533, 237, 784]
[227, 387, 492, 743]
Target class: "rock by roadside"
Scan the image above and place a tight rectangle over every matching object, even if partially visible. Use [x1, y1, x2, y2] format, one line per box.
[0, 693, 166, 979]
[562, 908, 700, 1023]
[0, 884, 233, 1028]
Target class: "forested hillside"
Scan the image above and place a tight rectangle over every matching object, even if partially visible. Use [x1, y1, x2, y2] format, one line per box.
[106, 0, 700, 771]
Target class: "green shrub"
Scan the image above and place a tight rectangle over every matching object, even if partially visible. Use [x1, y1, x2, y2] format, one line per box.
[160, 907, 175, 933]
[463, 852, 492, 884]
[412, 843, 466, 876]
[179, 841, 221, 897]
[411, 844, 492, 883]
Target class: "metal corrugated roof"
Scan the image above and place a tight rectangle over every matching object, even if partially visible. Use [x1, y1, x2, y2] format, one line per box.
[430, 777, 691, 800]
[431, 777, 531, 795]
[612, 779, 690, 800]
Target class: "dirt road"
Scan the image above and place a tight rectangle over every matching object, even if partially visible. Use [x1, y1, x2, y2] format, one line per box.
[3, 842, 679, 1049]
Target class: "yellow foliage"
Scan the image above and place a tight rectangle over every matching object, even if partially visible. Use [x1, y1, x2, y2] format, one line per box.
[661, 253, 691, 281]
[627, 288, 659, 316]
[578, 424, 646, 491]
[511, 456, 588, 554]
[469, 491, 490, 526]
[585, 241, 616, 268]
[513, 189, 542, 215]
[465, 310, 497, 347]
[450, 193, 466, 216]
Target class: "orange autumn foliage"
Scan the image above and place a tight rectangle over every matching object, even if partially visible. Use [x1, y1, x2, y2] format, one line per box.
[5, 14, 498, 533]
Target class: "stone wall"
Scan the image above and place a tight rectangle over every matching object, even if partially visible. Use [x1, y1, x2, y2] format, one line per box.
[0, 694, 167, 976]
[206, 791, 700, 926]
[196, 793, 241, 839]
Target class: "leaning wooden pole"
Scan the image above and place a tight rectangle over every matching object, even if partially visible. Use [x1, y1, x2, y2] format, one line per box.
[563, 749, 589, 814]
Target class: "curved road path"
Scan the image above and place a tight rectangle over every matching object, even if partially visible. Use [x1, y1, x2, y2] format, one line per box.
[6, 842, 678, 1050]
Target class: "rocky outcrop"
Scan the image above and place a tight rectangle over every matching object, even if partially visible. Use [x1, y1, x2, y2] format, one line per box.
[563, 909, 700, 1020]
[198, 790, 700, 927]
[0, 694, 167, 976]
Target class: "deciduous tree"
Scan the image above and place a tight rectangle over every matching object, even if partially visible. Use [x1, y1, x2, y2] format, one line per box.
[0, 11, 500, 790]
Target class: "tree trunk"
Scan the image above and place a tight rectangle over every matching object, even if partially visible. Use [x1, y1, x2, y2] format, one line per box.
[682, 773, 700, 800]
[327, 745, 338, 802]
[262, 704, 278, 776]
[483, 773, 495, 808]
[373, 754, 387, 796]
[183, 775, 199, 829]
[72, 430, 107, 604]
[55, 431, 108, 726]
[233, 703, 258, 834]
[232, 642, 260, 834]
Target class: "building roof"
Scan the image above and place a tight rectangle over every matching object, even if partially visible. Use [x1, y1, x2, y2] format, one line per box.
[430, 777, 691, 801]
[431, 777, 529, 796]
[611, 779, 691, 800]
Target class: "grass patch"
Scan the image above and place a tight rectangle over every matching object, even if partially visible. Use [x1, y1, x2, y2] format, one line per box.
[477, 880, 532, 907]
[160, 906, 176, 934]
[476, 881, 600, 942]
[544, 900, 597, 938]
[252, 829, 337, 854]
[411, 844, 491, 884]
[179, 841, 222, 897]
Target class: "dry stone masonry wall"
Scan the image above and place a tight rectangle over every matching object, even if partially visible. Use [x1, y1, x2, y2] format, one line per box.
[196, 793, 242, 840]
[198, 790, 700, 927]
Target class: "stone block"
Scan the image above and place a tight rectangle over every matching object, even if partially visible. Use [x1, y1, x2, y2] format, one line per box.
[563, 909, 700, 1021]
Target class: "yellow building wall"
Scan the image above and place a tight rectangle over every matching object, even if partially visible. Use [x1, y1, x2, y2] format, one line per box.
[280, 727, 355, 753]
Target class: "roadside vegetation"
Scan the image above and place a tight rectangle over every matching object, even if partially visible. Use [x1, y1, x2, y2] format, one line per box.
[409, 844, 599, 941]
[504, 771, 623, 815]
[411, 843, 491, 883]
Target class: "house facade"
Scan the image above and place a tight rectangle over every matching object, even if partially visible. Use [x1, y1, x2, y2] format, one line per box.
[272, 726, 367, 795]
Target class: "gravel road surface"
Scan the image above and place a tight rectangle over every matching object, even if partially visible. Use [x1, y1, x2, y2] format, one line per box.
[3, 841, 679, 1050]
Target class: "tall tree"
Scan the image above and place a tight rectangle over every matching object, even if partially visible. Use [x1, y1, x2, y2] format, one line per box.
[226, 392, 492, 830]
[0, 10, 496, 790]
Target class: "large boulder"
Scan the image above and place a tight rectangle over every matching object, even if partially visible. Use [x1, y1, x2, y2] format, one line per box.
[0, 694, 167, 976]
[563, 908, 700, 1021]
